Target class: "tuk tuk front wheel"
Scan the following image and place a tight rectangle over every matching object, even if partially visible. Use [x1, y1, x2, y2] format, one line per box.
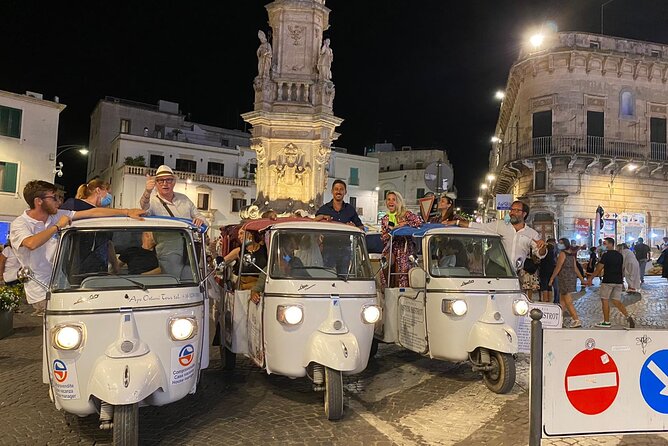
[112, 403, 138, 446]
[218, 318, 236, 371]
[369, 338, 379, 360]
[482, 351, 515, 394]
[324, 367, 344, 421]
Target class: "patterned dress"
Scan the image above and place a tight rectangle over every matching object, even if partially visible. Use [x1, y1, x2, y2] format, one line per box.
[557, 251, 578, 294]
[380, 211, 423, 288]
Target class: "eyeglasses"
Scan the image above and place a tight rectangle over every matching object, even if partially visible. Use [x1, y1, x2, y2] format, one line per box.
[509, 208, 524, 213]
[41, 195, 60, 201]
[156, 178, 175, 184]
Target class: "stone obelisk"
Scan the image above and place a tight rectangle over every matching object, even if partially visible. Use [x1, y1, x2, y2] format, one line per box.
[241, 0, 343, 218]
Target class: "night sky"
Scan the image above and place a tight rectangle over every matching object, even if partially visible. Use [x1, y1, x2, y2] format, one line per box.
[4, 0, 668, 208]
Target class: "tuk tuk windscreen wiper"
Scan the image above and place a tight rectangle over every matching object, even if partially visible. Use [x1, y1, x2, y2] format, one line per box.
[72, 272, 150, 292]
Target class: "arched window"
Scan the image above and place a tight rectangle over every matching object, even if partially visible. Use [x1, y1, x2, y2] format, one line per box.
[620, 89, 635, 118]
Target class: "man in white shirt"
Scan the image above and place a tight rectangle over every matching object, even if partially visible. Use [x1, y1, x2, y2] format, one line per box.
[139, 165, 207, 278]
[10, 180, 145, 316]
[446, 200, 547, 270]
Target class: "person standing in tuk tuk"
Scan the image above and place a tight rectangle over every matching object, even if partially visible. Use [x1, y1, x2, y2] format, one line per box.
[380, 191, 422, 288]
[429, 195, 465, 223]
[315, 180, 363, 274]
[139, 165, 207, 278]
[10, 180, 145, 315]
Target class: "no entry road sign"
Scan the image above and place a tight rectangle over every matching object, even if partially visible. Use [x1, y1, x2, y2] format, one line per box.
[564, 347, 619, 415]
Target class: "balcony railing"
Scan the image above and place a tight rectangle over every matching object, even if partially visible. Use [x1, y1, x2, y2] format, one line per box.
[500, 135, 668, 165]
[123, 165, 252, 187]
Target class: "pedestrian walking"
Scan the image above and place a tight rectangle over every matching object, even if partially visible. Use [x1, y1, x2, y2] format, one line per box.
[538, 239, 557, 303]
[586, 246, 598, 285]
[587, 237, 635, 328]
[619, 243, 641, 292]
[634, 237, 651, 284]
[549, 238, 584, 328]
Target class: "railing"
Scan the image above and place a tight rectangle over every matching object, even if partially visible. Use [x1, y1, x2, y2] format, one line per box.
[500, 135, 668, 165]
[276, 81, 313, 103]
[123, 165, 252, 187]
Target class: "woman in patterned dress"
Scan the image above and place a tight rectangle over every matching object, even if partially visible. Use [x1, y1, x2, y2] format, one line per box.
[380, 191, 422, 288]
[549, 238, 585, 328]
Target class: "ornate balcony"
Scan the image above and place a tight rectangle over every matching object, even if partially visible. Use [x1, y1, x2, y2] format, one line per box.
[122, 165, 252, 187]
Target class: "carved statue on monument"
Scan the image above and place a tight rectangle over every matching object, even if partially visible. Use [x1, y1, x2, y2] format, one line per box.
[317, 38, 333, 81]
[256, 30, 273, 79]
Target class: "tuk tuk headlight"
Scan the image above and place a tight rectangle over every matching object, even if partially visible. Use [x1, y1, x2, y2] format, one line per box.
[513, 298, 530, 316]
[361, 305, 381, 324]
[277, 305, 303, 325]
[52, 324, 84, 350]
[442, 299, 468, 316]
[169, 317, 198, 341]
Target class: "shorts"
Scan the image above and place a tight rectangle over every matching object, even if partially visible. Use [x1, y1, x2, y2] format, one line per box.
[538, 274, 552, 291]
[600, 283, 623, 300]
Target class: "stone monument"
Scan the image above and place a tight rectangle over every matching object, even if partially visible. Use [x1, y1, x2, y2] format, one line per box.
[241, 0, 343, 218]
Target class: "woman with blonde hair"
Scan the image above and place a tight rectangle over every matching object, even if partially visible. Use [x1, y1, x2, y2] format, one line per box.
[61, 179, 113, 211]
[380, 191, 422, 287]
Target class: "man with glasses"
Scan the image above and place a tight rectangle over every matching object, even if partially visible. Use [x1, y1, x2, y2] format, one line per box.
[10, 180, 145, 315]
[446, 200, 547, 271]
[139, 165, 207, 277]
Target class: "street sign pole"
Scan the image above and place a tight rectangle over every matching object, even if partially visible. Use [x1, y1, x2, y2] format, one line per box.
[529, 309, 544, 446]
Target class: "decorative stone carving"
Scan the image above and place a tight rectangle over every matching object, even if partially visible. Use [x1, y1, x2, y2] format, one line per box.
[288, 25, 305, 45]
[256, 30, 273, 79]
[317, 38, 333, 81]
[269, 143, 312, 202]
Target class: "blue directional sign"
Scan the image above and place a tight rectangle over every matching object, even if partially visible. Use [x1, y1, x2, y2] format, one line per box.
[640, 350, 668, 414]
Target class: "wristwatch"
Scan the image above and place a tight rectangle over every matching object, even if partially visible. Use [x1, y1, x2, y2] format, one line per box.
[455, 220, 460, 227]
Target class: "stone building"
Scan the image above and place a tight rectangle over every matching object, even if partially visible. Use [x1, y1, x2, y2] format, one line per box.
[370, 144, 452, 216]
[490, 31, 668, 246]
[0, 89, 66, 242]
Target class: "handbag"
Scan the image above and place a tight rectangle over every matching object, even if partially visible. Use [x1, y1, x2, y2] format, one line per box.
[523, 256, 540, 274]
[658, 250, 666, 266]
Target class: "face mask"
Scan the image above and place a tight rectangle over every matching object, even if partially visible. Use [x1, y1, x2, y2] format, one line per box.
[503, 214, 511, 224]
[557, 243, 566, 250]
[282, 254, 291, 263]
[600, 246, 607, 252]
[244, 239, 253, 247]
[100, 193, 112, 207]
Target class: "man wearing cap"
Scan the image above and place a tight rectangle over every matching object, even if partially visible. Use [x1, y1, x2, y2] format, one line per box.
[139, 165, 207, 277]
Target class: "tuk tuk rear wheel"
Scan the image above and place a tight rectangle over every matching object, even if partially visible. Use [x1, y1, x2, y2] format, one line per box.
[112, 403, 138, 446]
[324, 367, 344, 421]
[482, 351, 515, 394]
[220, 345, 236, 371]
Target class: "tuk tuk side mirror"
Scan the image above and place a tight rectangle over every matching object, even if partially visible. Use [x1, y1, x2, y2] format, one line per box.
[374, 256, 389, 278]
[17, 266, 48, 290]
[243, 253, 267, 275]
[408, 267, 427, 289]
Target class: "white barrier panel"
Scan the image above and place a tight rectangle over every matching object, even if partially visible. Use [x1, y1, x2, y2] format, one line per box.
[542, 328, 668, 437]
[516, 303, 563, 354]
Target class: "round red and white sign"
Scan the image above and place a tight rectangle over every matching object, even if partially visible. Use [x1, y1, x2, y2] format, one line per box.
[564, 348, 619, 415]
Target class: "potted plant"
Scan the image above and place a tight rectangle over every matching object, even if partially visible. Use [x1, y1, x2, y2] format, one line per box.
[0, 284, 22, 339]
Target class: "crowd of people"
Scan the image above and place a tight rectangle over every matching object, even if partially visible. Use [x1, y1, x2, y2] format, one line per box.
[3, 164, 667, 328]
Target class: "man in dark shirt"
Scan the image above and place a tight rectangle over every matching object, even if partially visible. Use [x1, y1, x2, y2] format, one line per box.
[634, 237, 651, 284]
[315, 180, 363, 274]
[315, 180, 363, 227]
[118, 232, 160, 275]
[588, 237, 634, 328]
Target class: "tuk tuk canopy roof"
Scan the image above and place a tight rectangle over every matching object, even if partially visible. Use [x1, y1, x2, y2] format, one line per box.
[390, 223, 504, 239]
[70, 215, 204, 231]
[222, 217, 362, 233]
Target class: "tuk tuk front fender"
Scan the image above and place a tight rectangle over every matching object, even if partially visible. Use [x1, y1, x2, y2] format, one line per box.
[303, 331, 363, 372]
[88, 352, 167, 406]
[466, 321, 518, 355]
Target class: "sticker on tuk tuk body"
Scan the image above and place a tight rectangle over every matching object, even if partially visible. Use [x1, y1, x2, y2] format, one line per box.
[52, 359, 81, 400]
[170, 344, 197, 386]
[398, 296, 428, 353]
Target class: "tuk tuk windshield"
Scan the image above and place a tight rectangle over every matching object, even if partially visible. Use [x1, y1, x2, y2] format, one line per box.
[269, 230, 373, 280]
[428, 234, 515, 278]
[52, 227, 199, 291]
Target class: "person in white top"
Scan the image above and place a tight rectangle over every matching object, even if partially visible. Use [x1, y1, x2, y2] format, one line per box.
[10, 180, 146, 316]
[445, 200, 547, 270]
[0, 242, 20, 286]
[139, 165, 207, 278]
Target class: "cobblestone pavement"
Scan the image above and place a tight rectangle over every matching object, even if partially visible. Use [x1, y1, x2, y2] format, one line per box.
[1, 276, 668, 445]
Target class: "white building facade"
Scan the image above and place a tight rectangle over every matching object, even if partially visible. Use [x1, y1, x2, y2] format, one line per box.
[0, 90, 66, 243]
[370, 146, 452, 216]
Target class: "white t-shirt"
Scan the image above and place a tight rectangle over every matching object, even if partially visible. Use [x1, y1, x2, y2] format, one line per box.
[10, 209, 76, 303]
[1, 247, 20, 282]
[470, 220, 545, 270]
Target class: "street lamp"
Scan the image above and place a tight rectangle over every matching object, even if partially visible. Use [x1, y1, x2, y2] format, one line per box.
[491, 136, 502, 144]
[494, 90, 505, 101]
[480, 183, 488, 190]
[486, 173, 496, 182]
[54, 144, 88, 177]
[529, 33, 545, 49]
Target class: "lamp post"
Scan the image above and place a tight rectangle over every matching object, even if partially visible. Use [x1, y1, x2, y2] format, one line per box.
[54, 145, 89, 178]
[601, 0, 617, 35]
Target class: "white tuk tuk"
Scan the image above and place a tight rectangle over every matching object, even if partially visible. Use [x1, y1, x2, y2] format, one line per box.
[215, 218, 380, 420]
[20, 217, 213, 445]
[374, 223, 530, 394]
